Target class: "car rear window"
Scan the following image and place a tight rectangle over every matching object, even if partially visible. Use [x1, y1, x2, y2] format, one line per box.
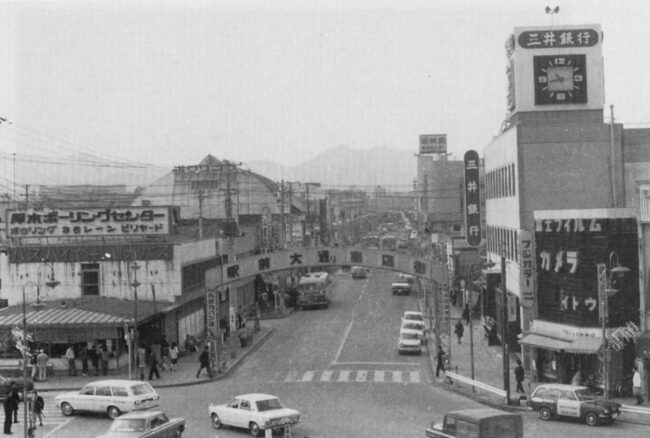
[256, 398, 282, 412]
[131, 383, 154, 396]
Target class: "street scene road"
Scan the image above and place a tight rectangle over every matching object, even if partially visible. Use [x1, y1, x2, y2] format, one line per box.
[36, 270, 647, 437]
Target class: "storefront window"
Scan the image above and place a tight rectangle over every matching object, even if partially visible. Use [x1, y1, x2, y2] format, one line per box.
[81, 263, 100, 295]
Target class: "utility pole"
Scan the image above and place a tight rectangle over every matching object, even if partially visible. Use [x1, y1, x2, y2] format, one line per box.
[280, 180, 286, 249]
[609, 105, 617, 207]
[24, 184, 29, 208]
[288, 182, 293, 247]
[500, 252, 511, 405]
[198, 189, 204, 239]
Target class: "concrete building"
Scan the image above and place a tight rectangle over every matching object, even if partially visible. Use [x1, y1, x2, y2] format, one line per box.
[484, 23, 650, 396]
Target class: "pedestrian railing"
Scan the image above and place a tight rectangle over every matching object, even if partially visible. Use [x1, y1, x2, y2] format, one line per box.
[445, 371, 508, 403]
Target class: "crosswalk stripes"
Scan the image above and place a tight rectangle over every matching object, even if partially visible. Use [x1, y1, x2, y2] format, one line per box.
[281, 369, 422, 384]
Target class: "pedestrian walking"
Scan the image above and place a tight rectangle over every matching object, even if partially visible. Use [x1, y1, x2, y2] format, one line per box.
[462, 303, 470, 325]
[29, 351, 38, 381]
[65, 344, 77, 376]
[515, 359, 525, 394]
[160, 335, 170, 371]
[454, 319, 464, 344]
[93, 343, 102, 376]
[137, 345, 146, 381]
[184, 334, 196, 355]
[36, 349, 49, 382]
[4, 392, 14, 434]
[32, 391, 44, 427]
[10, 388, 19, 424]
[169, 342, 179, 372]
[196, 345, 213, 379]
[101, 346, 110, 376]
[435, 345, 446, 378]
[633, 366, 644, 405]
[148, 349, 160, 380]
[79, 345, 89, 377]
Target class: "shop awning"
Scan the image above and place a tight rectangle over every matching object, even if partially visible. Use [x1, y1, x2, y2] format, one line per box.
[519, 333, 603, 354]
[0, 297, 162, 343]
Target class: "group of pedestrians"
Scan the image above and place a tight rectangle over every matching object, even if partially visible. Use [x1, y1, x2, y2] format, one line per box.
[62, 343, 112, 377]
[140, 336, 181, 381]
[3, 387, 44, 436]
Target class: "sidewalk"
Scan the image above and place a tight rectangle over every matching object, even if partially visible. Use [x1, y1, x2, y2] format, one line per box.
[32, 318, 281, 393]
[422, 300, 650, 425]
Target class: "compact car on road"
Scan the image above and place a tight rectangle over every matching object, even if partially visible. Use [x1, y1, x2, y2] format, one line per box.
[209, 393, 300, 437]
[97, 410, 185, 438]
[528, 383, 621, 426]
[398, 328, 422, 355]
[55, 379, 160, 419]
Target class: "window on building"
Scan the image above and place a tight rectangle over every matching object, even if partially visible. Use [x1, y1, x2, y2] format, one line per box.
[81, 263, 100, 295]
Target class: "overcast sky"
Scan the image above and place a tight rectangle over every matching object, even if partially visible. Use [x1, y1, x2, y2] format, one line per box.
[1, 0, 649, 174]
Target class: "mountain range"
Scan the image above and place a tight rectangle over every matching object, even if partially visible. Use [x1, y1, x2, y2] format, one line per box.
[12, 146, 417, 190]
[244, 146, 417, 189]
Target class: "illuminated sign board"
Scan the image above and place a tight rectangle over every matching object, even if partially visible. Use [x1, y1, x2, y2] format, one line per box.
[419, 134, 447, 154]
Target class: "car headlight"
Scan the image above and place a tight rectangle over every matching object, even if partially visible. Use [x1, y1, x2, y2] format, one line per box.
[603, 408, 610, 414]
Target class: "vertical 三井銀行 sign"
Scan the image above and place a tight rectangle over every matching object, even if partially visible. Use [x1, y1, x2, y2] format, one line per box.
[464, 150, 481, 246]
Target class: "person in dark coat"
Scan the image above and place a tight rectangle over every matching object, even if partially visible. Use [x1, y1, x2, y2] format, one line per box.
[196, 346, 213, 379]
[4, 392, 14, 434]
[147, 349, 160, 380]
[515, 359, 525, 394]
[454, 319, 464, 344]
[79, 345, 89, 377]
[462, 303, 470, 325]
[435, 346, 447, 378]
[10, 389, 19, 424]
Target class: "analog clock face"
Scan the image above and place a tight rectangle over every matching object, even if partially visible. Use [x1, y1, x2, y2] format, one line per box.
[534, 55, 587, 105]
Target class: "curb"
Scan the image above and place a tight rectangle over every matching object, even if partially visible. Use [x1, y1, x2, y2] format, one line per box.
[37, 328, 275, 393]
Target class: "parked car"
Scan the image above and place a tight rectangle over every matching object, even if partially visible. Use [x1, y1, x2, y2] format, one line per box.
[209, 393, 300, 437]
[400, 320, 426, 344]
[402, 311, 424, 324]
[398, 328, 422, 355]
[528, 383, 621, 426]
[426, 408, 523, 438]
[55, 379, 160, 419]
[97, 410, 185, 438]
[351, 266, 368, 279]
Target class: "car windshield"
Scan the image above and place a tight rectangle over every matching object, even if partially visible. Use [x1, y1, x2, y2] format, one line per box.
[256, 398, 283, 412]
[575, 388, 601, 401]
[131, 383, 154, 396]
[403, 323, 422, 331]
[401, 332, 420, 340]
[107, 418, 147, 433]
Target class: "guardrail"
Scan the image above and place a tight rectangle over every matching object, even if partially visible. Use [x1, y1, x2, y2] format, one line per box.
[444, 371, 507, 402]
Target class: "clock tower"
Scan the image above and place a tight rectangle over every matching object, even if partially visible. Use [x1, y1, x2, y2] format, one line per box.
[505, 24, 604, 117]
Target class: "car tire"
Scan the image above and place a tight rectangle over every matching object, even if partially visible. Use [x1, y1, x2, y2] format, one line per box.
[585, 412, 598, 426]
[249, 421, 261, 437]
[60, 402, 74, 416]
[211, 413, 223, 429]
[107, 406, 121, 420]
[539, 406, 552, 421]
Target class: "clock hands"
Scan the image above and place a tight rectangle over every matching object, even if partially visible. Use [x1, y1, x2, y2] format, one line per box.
[549, 73, 564, 83]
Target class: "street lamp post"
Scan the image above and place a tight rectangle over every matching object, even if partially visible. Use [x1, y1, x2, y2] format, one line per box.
[21, 265, 59, 437]
[599, 251, 630, 400]
[130, 263, 141, 380]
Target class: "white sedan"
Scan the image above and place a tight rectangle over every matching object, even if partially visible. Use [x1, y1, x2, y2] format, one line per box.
[209, 393, 300, 437]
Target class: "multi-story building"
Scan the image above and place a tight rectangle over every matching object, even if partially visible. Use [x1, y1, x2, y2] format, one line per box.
[484, 23, 650, 395]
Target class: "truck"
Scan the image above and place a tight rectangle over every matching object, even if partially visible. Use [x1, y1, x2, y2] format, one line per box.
[425, 409, 523, 438]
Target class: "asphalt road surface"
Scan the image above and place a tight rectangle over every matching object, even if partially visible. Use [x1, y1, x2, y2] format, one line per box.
[43, 270, 647, 437]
